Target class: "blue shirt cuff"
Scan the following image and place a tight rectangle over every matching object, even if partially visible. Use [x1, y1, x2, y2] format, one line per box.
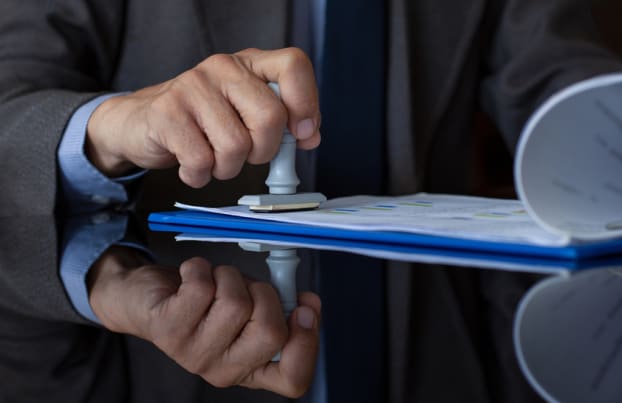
[57, 93, 145, 213]
[60, 213, 128, 323]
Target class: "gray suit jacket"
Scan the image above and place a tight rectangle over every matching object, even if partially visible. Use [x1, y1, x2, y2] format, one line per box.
[0, 0, 620, 402]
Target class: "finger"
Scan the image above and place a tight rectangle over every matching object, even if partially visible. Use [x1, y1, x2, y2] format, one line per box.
[298, 291, 322, 318]
[180, 67, 257, 179]
[164, 116, 214, 188]
[296, 132, 321, 150]
[235, 48, 321, 144]
[215, 70, 286, 165]
[240, 299, 320, 398]
[198, 265, 253, 357]
[225, 281, 288, 369]
[162, 257, 216, 336]
[147, 87, 215, 188]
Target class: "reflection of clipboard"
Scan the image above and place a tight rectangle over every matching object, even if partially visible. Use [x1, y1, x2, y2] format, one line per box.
[148, 206, 622, 261]
[148, 218, 622, 275]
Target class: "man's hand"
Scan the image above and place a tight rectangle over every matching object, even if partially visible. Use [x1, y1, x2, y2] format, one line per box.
[86, 47, 321, 187]
[88, 247, 321, 398]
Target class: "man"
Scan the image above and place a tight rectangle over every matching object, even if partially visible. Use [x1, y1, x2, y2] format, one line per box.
[1, 0, 621, 401]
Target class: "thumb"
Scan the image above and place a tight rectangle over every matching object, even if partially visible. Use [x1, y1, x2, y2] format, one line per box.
[242, 301, 321, 398]
[274, 303, 321, 396]
[235, 47, 321, 144]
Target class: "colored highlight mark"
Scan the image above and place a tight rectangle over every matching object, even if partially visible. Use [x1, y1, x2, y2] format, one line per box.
[375, 204, 397, 208]
[475, 212, 510, 218]
[512, 210, 527, 215]
[399, 201, 433, 207]
[361, 206, 393, 211]
[334, 208, 359, 213]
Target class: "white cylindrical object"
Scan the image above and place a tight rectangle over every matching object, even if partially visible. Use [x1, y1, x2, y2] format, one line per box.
[265, 132, 300, 194]
[266, 82, 300, 195]
[266, 249, 299, 318]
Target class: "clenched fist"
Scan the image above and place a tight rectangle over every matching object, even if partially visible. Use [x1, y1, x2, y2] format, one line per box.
[88, 247, 321, 398]
[86, 47, 321, 187]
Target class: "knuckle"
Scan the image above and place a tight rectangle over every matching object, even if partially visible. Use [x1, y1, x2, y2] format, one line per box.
[200, 279, 217, 299]
[223, 294, 253, 319]
[178, 68, 205, 87]
[202, 53, 246, 83]
[249, 281, 278, 304]
[188, 278, 216, 301]
[259, 322, 288, 352]
[237, 47, 260, 56]
[183, 149, 214, 172]
[282, 47, 311, 70]
[184, 357, 208, 376]
[224, 131, 253, 156]
[208, 374, 236, 389]
[182, 351, 218, 380]
[203, 53, 237, 71]
[256, 105, 287, 132]
[149, 92, 182, 123]
[212, 164, 243, 181]
[214, 134, 252, 171]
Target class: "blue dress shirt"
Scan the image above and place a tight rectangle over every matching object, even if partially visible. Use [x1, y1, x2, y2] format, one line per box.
[57, 93, 145, 323]
[57, 93, 143, 214]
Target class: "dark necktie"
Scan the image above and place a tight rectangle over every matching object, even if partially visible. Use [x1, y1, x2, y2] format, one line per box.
[316, 1, 388, 401]
[316, 0, 386, 197]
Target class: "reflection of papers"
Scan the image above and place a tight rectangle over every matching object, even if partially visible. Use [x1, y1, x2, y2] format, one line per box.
[172, 230, 622, 275]
[515, 269, 622, 403]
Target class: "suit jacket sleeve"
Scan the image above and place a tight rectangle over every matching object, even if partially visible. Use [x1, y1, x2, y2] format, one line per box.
[0, 0, 125, 216]
[0, 1, 125, 322]
[480, 0, 622, 151]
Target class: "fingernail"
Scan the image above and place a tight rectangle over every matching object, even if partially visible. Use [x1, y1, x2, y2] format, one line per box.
[296, 119, 315, 140]
[296, 306, 315, 329]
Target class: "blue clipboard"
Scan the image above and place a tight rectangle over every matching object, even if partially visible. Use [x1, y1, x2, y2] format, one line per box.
[148, 210, 622, 260]
[149, 220, 622, 272]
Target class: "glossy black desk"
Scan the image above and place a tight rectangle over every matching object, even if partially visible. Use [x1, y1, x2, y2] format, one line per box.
[148, 220, 622, 403]
[3, 213, 621, 403]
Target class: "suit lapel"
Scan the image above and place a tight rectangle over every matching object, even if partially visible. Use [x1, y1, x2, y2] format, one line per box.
[193, 0, 288, 54]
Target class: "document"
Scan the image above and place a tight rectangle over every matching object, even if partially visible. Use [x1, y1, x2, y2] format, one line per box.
[175, 194, 568, 246]
[516, 73, 622, 242]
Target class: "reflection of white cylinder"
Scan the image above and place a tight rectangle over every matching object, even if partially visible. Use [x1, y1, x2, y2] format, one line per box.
[265, 132, 300, 194]
[238, 241, 300, 362]
[266, 249, 299, 318]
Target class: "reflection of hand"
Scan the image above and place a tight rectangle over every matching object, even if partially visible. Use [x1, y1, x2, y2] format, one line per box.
[88, 246, 321, 398]
[85, 47, 321, 187]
